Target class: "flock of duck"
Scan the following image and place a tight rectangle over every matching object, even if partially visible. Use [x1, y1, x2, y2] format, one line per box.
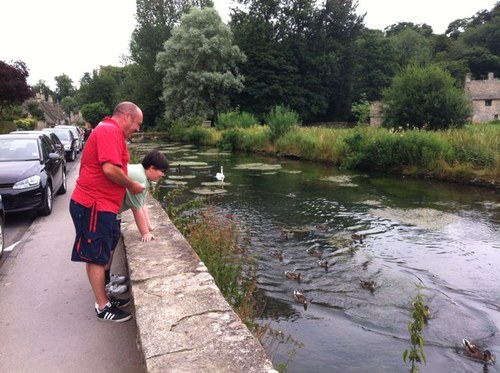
[269, 233, 374, 311]
[269, 232, 496, 365]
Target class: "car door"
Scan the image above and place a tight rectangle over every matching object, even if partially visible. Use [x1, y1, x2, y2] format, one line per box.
[40, 136, 63, 192]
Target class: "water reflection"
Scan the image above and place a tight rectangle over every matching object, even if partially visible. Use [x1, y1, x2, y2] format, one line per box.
[131, 143, 500, 372]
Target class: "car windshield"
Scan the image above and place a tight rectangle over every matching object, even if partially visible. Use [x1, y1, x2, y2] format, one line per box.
[45, 130, 70, 141]
[0, 139, 40, 161]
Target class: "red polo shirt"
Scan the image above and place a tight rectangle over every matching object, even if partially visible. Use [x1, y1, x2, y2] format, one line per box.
[71, 117, 129, 213]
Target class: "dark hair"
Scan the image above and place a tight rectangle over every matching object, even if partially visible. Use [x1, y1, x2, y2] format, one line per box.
[141, 149, 169, 172]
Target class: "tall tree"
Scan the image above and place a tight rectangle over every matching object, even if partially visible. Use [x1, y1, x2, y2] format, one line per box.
[76, 66, 125, 112]
[129, 0, 214, 129]
[156, 7, 246, 122]
[54, 74, 75, 102]
[0, 60, 33, 118]
[352, 29, 397, 101]
[231, 0, 363, 122]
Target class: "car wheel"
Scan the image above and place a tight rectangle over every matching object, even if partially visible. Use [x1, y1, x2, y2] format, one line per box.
[39, 184, 53, 216]
[57, 169, 67, 195]
[69, 149, 76, 162]
[0, 216, 4, 259]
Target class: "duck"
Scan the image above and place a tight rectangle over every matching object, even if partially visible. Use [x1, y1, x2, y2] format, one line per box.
[351, 233, 365, 243]
[270, 251, 283, 261]
[462, 339, 496, 363]
[307, 246, 322, 258]
[317, 259, 329, 269]
[360, 280, 376, 291]
[216, 166, 225, 182]
[174, 164, 182, 173]
[293, 289, 308, 305]
[284, 271, 301, 282]
[412, 302, 431, 322]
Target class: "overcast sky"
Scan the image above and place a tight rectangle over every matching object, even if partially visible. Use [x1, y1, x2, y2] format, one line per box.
[0, 0, 497, 90]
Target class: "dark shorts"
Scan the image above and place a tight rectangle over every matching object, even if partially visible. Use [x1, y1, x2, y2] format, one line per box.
[70, 200, 120, 265]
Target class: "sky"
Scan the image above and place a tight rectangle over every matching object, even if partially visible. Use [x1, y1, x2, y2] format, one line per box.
[0, 0, 497, 90]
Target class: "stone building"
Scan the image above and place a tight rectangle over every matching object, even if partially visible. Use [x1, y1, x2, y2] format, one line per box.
[34, 93, 66, 129]
[465, 72, 500, 123]
[369, 72, 500, 126]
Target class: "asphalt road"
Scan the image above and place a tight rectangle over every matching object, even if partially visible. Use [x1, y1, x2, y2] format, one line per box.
[0, 156, 145, 373]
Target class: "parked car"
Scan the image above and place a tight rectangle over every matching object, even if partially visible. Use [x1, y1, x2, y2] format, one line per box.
[0, 194, 4, 258]
[11, 130, 66, 164]
[56, 125, 83, 153]
[0, 133, 67, 216]
[42, 128, 78, 161]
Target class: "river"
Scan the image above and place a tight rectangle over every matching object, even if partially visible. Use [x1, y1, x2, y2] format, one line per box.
[131, 142, 500, 373]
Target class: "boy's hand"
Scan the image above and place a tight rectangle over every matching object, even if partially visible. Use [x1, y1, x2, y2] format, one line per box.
[141, 232, 155, 242]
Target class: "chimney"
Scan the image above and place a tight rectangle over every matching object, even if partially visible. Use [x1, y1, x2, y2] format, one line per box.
[487, 72, 494, 80]
[465, 73, 472, 83]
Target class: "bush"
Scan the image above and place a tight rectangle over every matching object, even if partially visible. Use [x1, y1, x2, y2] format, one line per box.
[14, 117, 36, 130]
[216, 110, 258, 130]
[382, 64, 471, 130]
[265, 105, 301, 141]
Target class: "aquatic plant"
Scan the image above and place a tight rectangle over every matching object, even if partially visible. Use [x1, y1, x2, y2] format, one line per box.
[403, 283, 427, 372]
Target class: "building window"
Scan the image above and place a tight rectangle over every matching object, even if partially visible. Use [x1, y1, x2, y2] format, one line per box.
[485, 99, 492, 106]
[495, 114, 499, 120]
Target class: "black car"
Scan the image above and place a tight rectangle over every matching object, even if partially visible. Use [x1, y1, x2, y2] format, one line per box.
[11, 130, 67, 164]
[0, 194, 4, 258]
[42, 128, 78, 161]
[0, 133, 67, 216]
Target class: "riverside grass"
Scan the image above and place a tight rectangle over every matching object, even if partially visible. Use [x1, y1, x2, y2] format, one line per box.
[168, 123, 499, 187]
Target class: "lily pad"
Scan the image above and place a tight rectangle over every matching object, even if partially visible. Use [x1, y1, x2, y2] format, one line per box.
[201, 181, 231, 186]
[369, 207, 460, 230]
[233, 163, 282, 171]
[168, 175, 196, 180]
[191, 188, 228, 195]
[162, 180, 188, 186]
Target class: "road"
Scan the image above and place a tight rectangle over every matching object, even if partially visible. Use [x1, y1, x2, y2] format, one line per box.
[0, 155, 145, 373]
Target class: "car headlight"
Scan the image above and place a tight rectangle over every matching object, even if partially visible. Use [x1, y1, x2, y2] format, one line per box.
[13, 175, 41, 189]
[64, 144, 71, 150]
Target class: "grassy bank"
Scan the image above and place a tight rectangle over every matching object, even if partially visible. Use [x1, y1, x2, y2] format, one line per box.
[167, 123, 500, 189]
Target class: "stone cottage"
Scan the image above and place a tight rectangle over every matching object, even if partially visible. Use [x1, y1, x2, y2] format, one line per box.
[369, 72, 500, 126]
[34, 93, 66, 129]
[465, 72, 500, 123]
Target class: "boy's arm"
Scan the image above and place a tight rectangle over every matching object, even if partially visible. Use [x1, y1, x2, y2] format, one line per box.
[131, 205, 155, 242]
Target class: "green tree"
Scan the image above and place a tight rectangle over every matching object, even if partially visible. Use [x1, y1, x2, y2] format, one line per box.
[80, 101, 110, 126]
[60, 96, 79, 116]
[129, 0, 214, 129]
[23, 99, 45, 120]
[352, 29, 397, 101]
[76, 66, 124, 112]
[54, 74, 75, 102]
[32, 80, 52, 101]
[388, 28, 433, 68]
[381, 64, 471, 130]
[231, 0, 364, 122]
[0, 60, 33, 118]
[156, 7, 246, 122]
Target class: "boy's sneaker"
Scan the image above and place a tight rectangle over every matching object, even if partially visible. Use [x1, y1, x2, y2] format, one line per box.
[95, 302, 132, 323]
[110, 273, 127, 285]
[109, 296, 131, 308]
[106, 282, 128, 296]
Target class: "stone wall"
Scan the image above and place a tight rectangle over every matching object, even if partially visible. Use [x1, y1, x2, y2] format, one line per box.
[120, 196, 276, 373]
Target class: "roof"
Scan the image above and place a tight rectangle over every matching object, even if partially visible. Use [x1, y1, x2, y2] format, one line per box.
[465, 78, 500, 100]
[39, 101, 65, 124]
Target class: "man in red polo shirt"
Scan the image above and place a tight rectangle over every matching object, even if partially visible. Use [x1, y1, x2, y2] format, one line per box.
[70, 101, 145, 322]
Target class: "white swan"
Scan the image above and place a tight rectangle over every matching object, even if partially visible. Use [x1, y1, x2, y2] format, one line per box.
[216, 166, 225, 182]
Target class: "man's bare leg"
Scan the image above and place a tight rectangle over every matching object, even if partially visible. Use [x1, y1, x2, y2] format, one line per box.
[86, 263, 108, 309]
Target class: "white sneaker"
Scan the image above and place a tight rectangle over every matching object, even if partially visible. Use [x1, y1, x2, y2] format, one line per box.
[110, 273, 127, 285]
[106, 282, 128, 296]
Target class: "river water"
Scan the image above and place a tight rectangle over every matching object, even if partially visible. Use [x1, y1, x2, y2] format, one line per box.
[131, 142, 500, 373]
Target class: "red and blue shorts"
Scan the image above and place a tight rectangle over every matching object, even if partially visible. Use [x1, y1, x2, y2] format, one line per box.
[70, 200, 120, 265]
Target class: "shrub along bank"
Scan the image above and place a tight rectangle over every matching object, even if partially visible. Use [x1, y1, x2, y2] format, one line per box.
[166, 123, 500, 190]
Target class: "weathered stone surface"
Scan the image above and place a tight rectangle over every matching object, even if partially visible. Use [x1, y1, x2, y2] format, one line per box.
[121, 197, 276, 373]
